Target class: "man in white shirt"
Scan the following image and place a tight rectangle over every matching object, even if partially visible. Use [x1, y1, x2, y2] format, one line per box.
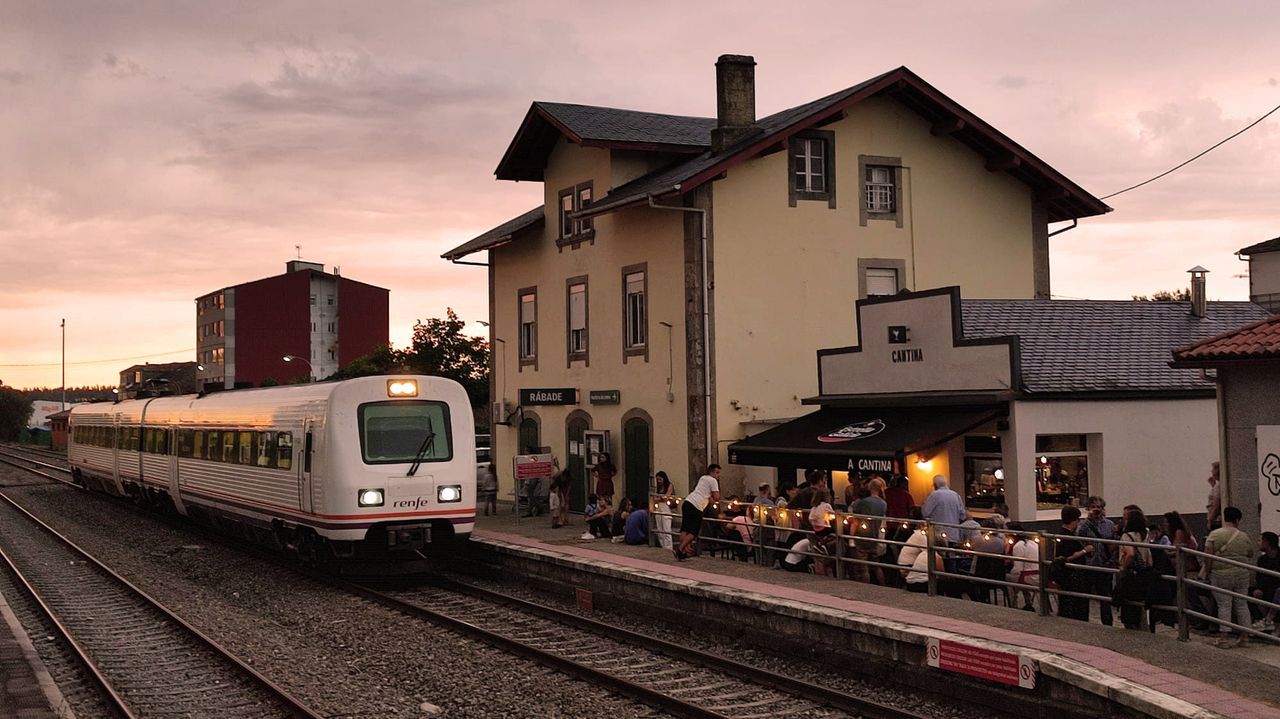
[677, 464, 721, 560]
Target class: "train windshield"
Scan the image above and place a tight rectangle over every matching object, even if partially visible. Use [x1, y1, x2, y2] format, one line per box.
[358, 401, 453, 465]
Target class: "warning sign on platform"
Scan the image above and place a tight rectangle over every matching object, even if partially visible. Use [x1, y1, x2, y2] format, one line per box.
[513, 453, 557, 481]
[926, 638, 1035, 689]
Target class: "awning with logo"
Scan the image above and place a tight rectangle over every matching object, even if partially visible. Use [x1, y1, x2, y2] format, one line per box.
[727, 404, 1006, 472]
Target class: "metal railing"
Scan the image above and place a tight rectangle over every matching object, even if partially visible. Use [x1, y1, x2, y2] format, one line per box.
[646, 494, 1280, 644]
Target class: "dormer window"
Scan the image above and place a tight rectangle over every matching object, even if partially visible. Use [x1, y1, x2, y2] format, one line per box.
[557, 181, 595, 245]
[788, 130, 836, 208]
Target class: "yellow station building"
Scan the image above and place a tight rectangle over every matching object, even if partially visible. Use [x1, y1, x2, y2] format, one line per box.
[443, 55, 1110, 508]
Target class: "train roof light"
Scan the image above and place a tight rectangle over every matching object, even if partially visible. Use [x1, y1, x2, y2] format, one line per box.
[387, 379, 418, 397]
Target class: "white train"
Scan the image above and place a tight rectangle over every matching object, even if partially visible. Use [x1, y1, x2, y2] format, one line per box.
[68, 376, 475, 563]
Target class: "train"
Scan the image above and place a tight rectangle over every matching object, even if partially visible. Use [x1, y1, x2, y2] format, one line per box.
[67, 375, 475, 565]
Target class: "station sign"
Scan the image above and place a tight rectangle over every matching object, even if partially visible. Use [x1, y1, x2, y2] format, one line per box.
[588, 389, 621, 405]
[519, 388, 577, 406]
[926, 638, 1035, 689]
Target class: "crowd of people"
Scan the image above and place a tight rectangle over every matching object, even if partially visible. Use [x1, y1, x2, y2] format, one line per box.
[503, 458, 1279, 648]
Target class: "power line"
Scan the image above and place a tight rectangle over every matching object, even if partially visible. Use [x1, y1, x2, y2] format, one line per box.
[0, 348, 196, 368]
[1100, 100, 1280, 200]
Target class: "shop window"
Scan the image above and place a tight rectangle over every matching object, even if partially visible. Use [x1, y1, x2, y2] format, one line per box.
[1035, 434, 1089, 510]
[963, 435, 1004, 510]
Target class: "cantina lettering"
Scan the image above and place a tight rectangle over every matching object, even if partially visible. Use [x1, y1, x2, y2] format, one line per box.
[850, 458, 895, 473]
[891, 348, 924, 363]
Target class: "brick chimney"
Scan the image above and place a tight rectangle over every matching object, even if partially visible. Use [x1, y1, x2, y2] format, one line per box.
[711, 54, 757, 152]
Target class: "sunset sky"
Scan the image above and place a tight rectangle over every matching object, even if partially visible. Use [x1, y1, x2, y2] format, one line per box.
[3, 1, 1279, 388]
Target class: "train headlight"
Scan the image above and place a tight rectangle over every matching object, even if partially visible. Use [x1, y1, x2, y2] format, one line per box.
[387, 379, 418, 397]
[358, 488, 385, 507]
[437, 485, 462, 503]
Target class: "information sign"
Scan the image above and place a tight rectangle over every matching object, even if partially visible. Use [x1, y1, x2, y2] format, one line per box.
[589, 389, 621, 405]
[1258, 426, 1280, 534]
[513, 453, 557, 481]
[925, 638, 1035, 689]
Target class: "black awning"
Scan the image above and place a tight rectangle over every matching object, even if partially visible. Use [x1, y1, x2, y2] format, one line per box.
[727, 404, 1006, 472]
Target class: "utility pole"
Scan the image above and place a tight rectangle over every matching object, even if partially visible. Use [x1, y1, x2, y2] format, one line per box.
[61, 319, 66, 410]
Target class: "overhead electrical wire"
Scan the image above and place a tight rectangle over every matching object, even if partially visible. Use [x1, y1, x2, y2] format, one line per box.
[1100, 100, 1280, 200]
[0, 348, 196, 368]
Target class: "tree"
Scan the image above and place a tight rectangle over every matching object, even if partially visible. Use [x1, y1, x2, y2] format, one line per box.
[1132, 288, 1192, 301]
[0, 387, 33, 442]
[399, 309, 489, 410]
[325, 344, 399, 381]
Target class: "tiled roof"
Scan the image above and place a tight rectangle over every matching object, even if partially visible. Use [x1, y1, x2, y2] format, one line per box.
[441, 206, 543, 261]
[1238, 236, 1280, 256]
[960, 299, 1271, 394]
[536, 103, 715, 148]
[1171, 314, 1280, 364]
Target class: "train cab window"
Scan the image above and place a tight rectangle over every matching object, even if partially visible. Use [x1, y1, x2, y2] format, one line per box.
[357, 401, 453, 465]
[222, 431, 237, 464]
[277, 432, 293, 470]
[238, 431, 254, 464]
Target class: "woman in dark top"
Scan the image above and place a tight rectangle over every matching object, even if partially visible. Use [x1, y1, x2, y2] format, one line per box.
[610, 497, 633, 540]
[594, 453, 617, 504]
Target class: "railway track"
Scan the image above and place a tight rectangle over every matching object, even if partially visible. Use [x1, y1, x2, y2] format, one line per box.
[341, 575, 929, 719]
[0, 488, 324, 719]
[0, 446, 72, 479]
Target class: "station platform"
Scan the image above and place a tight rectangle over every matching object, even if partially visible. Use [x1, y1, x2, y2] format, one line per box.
[473, 510, 1280, 719]
[0, 589, 64, 718]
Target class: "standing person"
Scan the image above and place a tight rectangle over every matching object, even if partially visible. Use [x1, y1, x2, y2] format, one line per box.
[1075, 496, 1117, 626]
[884, 474, 914, 519]
[653, 471, 675, 551]
[676, 464, 721, 561]
[1163, 510, 1212, 630]
[594, 452, 617, 506]
[1202, 506, 1255, 647]
[851, 478, 888, 584]
[478, 464, 498, 517]
[1114, 508, 1154, 630]
[1205, 462, 1223, 531]
[921, 475, 965, 571]
[1006, 527, 1040, 611]
[1250, 532, 1280, 628]
[1053, 506, 1090, 621]
[549, 468, 572, 528]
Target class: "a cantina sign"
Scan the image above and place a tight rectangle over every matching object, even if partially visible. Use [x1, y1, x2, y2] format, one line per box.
[891, 348, 924, 363]
[818, 419, 886, 443]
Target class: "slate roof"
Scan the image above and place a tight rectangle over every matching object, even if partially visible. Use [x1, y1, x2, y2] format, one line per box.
[960, 299, 1271, 394]
[1238, 236, 1280, 256]
[441, 206, 543, 261]
[1170, 314, 1280, 364]
[536, 103, 716, 148]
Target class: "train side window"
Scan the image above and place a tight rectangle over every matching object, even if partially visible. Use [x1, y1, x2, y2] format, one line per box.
[176, 429, 192, 458]
[238, 431, 253, 464]
[144, 428, 155, 454]
[194, 430, 208, 460]
[304, 432, 313, 473]
[160, 429, 170, 455]
[277, 432, 293, 470]
[256, 432, 275, 468]
[222, 431, 237, 464]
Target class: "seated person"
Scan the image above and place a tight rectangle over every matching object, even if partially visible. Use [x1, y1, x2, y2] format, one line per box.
[782, 536, 817, 573]
[899, 524, 967, 598]
[623, 505, 650, 545]
[585, 495, 613, 537]
[723, 499, 755, 560]
[610, 498, 634, 542]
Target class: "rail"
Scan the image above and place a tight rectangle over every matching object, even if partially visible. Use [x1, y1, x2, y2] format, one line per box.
[648, 493, 1280, 644]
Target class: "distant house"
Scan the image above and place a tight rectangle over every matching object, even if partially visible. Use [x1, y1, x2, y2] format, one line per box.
[119, 361, 198, 398]
[444, 54, 1110, 502]
[1237, 236, 1280, 312]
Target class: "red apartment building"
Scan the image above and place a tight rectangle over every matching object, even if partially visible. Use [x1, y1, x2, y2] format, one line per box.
[195, 261, 389, 389]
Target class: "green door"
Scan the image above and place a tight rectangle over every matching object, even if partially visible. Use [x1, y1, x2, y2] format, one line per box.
[623, 417, 651, 506]
[566, 417, 588, 512]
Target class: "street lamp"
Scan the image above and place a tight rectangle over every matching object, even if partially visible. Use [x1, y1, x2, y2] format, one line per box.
[283, 355, 313, 382]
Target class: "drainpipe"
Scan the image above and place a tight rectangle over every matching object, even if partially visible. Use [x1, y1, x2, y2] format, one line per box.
[648, 194, 713, 467]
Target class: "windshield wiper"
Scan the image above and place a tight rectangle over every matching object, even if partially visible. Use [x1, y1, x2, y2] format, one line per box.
[406, 419, 435, 477]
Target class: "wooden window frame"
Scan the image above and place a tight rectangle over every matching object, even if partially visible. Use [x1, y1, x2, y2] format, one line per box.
[857, 258, 907, 300]
[621, 263, 649, 363]
[788, 130, 836, 208]
[556, 180, 596, 250]
[566, 275, 589, 366]
[858, 154, 904, 227]
[518, 286, 538, 371]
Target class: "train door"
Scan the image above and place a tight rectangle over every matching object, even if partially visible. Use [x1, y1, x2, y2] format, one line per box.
[110, 416, 124, 495]
[298, 419, 315, 513]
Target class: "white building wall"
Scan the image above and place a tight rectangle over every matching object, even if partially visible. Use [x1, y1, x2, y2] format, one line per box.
[309, 275, 339, 380]
[1010, 398, 1218, 522]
